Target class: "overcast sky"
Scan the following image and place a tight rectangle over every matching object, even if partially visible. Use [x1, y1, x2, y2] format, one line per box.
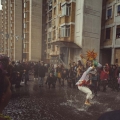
[0, 0, 2, 10]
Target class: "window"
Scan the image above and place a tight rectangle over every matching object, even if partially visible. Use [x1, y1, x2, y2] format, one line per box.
[107, 8, 112, 19]
[48, 32, 51, 42]
[106, 28, 111, 39]
[24, 43, 26, 49]
[48, 1, 52, 10]
[48, 21, 51, 28]
[51, 45, 55, 51]
[60, 3, 61, 10]
[48, 44, 51, 49]
[49, 11, 52, 20]
[61, 4, 71, 16]
[60, 25, 70, 37]
[54, 7, 56, 15]
[24, 23, 27, 28]
[116, 25, 120, 38]
[117, 5, 120, 15]
[115, 59, 118, 63]
[24, 2, 26, 8]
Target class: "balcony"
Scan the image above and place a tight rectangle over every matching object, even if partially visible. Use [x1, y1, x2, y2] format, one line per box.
[23, 28, 29, 33]
[60, 16, 71, 24]
[23, 40, 29, 43]
[25, 1, 29, 12]
[23, 48, 29, 53]
[50, 50, 60, 56]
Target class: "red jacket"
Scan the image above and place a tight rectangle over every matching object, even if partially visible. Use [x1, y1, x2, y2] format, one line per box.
[100, 70, 109, 80]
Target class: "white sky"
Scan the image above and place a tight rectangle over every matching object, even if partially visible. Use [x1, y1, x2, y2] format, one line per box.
[0, 0, 2, 10]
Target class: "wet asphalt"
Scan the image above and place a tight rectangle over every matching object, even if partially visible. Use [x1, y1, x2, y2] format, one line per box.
[3, 78, 120, 120]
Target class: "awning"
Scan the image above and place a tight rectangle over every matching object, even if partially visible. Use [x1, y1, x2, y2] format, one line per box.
[50, 41, 81, 48]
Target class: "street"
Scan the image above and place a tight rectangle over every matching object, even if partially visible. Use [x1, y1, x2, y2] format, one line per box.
[3, 79, 120, 120]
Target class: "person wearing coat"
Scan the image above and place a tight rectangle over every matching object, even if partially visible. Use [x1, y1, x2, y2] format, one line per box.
[38, 61, 46, 87]
[46, 72, 57, 89]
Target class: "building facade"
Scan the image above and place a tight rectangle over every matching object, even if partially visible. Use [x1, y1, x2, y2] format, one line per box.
[100, 0, 120, 65]
[42, 0, 77, 65]
[1, 0, 42, 61]
[23, 0, 42, 61]
[42, 0, 102, 65]
[1, 0, 22, 61]
[74, 0, 102, 62]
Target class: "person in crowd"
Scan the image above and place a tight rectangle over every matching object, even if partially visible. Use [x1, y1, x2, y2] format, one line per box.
[61, 69, 68, 86]
[15, 72, 21, 88]
[100, 66, 109, 92]
[117, 73, 120, 89]
[46, 72, 57, 89]
[109, 65, 119, 91]
[68, 66, 76, 88]
[21, 62, 30, 85]
[48, 64, 54, 74]
[38, 61, 46, 87]
[34, 62, 39, 80]
[57, 65, 62, 86]
[0, 70, 12, 120]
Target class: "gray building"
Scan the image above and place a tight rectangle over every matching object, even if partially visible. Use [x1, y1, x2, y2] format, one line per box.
[1, 0, 42, 61]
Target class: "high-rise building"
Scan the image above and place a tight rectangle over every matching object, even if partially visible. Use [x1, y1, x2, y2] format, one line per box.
[100, 0, 120, 65]
[42, 0, 102, 65]
[42, 0, 77, 65]
[23, 0, 42, 61]
[1, 0, 22, 61]
[1, 0, 42, 61]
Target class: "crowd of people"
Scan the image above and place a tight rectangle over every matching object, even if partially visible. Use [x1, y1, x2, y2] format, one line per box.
[1, 54, 120, 120]
[3, 58, 120, 94]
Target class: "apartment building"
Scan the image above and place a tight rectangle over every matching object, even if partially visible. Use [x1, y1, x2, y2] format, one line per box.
[100, 0, 120, 65]
[42, 0, 77, 65]
[1, 0, 22, 61]
[23, 0, 42, 61]
[1, 0, 42, 61]
[42, 0, 103, 65]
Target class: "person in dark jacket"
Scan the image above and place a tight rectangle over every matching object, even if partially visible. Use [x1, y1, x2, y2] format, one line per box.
[15, 72, 21, 88]
[61, 69, 67, 86]
[34, 62, 39, 80]
[38, 61, 46, 87]
[46, 72, 57, 89]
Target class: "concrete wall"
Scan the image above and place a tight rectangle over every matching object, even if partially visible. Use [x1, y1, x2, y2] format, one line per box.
[30, 0, 42, 61]
[82, 0, 102, 61]
[74, 0, 84, 48]
[74, 0, 102, 62]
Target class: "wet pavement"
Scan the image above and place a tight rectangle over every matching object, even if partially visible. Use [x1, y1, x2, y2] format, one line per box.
[3, 79, 120, 120]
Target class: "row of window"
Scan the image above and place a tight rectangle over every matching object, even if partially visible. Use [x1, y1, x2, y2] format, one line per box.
[47, 25, 70, 41]
[105, 25, 120, 39]
[52, 3, 71, 16]
[106, 4, 120, 19]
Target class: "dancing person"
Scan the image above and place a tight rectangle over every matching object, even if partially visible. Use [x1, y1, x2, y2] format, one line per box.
[76, 66, 94, 105]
